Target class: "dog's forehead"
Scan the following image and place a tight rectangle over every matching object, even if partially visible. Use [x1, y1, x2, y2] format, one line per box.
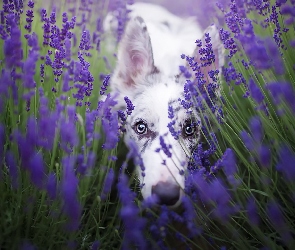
[131, 79, 185, 123]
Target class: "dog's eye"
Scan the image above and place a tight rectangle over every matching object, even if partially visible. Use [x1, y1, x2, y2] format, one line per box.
[183, 123, 195, 137]
[135, 121, 148, 135]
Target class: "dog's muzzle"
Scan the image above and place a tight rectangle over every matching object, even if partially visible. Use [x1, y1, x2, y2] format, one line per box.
[152, 181, 180, 206]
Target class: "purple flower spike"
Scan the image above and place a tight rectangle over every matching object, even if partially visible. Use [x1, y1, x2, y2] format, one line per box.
[5, 151, 19, 189]
[101, 168, 115, 201]
[276, 145, 295, 182]
[0, 124, 4, 166]
[23, 50, 39, 89]
[46, 172, 58, 200]
[221, 148, 237, 176]
[61, 156, 81, 232]
[249, 116, 263, 142]
[249, 78, 264, 104]
[100, 74, 110, 95]
[266, 200, 292, 244]
[246, 197, 260, 226]
[29, 153, 45, 189]
[60, 115, 79, 153]
[258, 145, 271, 168]
[4, 14, 23, 68]
[101, 112, 119, 150]
[117, 174, 147, 250]
[124, 96, 135, 115]
[158, 136, 172, 158]
[91, 241, 100, 250]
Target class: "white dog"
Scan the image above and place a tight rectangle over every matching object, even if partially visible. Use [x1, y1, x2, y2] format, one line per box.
[105, 3, 224, 207]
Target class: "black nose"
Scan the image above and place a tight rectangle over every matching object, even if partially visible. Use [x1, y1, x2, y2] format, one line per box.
[152, 181, 180, 206]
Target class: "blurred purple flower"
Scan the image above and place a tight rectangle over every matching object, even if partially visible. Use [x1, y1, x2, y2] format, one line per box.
[126, 139, 145, 178]
[209, 178, 234, 222]
[249, 78, 264, 104]
[60, 112, 79, 153]
[61, 155, 81, 232]
[22, 49, 39, 89]
[101, 168, 115, 201]
[267, 82, 295, 113]
[246, 197, 260, 226]
[276, 145, 295, 182]
[266, 200, 292, 244]
[38, 96, 59, 150]
[182, 196, 201, 237]
[117, 174, 147, 250]
[258, 145, 271, 168]
[19, 241, 36, 250]
[46, 172, 58, 200]
[101, 112, 119, 150]
[29, 152, 45, 189]
[249, 116, 263, 142]
[91, 241, 100, 250]
[221, 148, 237, 176]
[5, 151, 19, 189]
[4, 14, 23, 68]
[0, 124, 4, 167]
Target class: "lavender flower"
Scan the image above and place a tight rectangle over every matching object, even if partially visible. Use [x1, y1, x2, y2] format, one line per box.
[22, 46, 39, 89]
[101, 111, 119, 150]
[37, 96, 59, 150]
[5, 151, 19, 189]
[19, 241, 36, 250]
[182, 196, 201, 237]
[46, 172, 58, 200]
[101, 168, 115, 201]
[246, 197, 260, 226]
[249, 116, 263, 142]
[61, 155, 81, 232]
[266, 200, 292, 244]
[124, 96, 135, 115]
[91, 241, 100, 250]
[29, 152, 45, 189]
[258, 145, 271, 168]
[4, 14, 23, 68]
[117, 174, 147, 250]
[156, 136, 172, 158]
[249, 78, 264, 104]
[276, 145, 295, 182]
[267, 82, 295, 113]
[219, 28, 237, 58]
[60, 116, 79, 153]
[167, 105, 180, 140]
[24, 1, 34, 33]
[100, 74, 110, 95]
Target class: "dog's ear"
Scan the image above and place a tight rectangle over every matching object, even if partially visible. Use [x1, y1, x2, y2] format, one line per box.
[113, 16, 155, 89]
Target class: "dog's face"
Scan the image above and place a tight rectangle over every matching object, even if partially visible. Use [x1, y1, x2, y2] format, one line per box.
[110, 16, 223, 207]
[124, 76, 201, 207]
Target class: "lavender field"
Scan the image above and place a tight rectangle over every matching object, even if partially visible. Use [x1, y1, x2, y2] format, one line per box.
[0, 0, 295, 249]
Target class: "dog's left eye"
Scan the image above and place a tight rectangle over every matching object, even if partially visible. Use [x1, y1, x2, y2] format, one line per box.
[135, 121, 148, 135]
[183, 123, 195, 137]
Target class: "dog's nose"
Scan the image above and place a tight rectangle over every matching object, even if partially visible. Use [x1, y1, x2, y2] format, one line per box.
[152, 181, 180, 206]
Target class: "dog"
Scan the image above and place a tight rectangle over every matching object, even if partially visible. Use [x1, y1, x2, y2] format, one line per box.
[105, 3, 224, 208]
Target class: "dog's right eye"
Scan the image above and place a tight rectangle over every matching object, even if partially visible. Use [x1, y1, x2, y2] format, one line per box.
[135, 121, 148, 135]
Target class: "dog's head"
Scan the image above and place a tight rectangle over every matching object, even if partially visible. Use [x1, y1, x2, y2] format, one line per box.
[110, 16, 224, 207]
